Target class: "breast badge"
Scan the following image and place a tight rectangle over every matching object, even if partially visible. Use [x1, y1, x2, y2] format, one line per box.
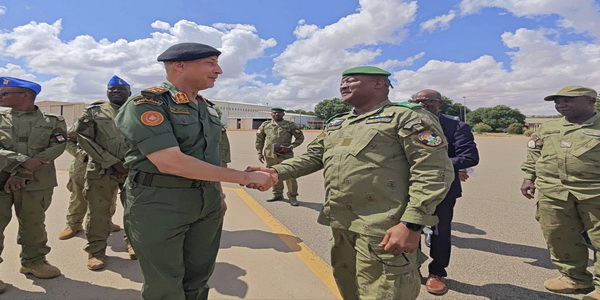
[140, 111, 165, 126]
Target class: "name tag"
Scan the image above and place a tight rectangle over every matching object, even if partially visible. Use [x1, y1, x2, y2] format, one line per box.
[560, 140, 572, 148]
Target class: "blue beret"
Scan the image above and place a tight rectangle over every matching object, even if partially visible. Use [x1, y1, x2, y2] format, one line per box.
[157, 43, 221, 62]
[0, 77, 41, 95]
[342, 66, 391, 77]
[107, 75, 130, 86]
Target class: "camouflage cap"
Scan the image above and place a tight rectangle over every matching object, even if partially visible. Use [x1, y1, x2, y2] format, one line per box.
[342, 66, 391, 77]
[544, 85, 598, 101]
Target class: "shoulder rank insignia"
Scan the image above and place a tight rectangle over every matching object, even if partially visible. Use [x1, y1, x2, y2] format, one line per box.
[134, 97, 163, 106]
[140, 111, 165, 126]
[174, 92, 189, 104]
[142, 87, 167, 94]
[403, 118, 422, 129]
[417, 131, 442, 146]
[395, 101, 422, 109]
[328, 118, 345, 127]
[582, 130, 600, 137]
[369, 112, 395, 119]
[169, 107, 190, 114]
[326, 112, 350, 124]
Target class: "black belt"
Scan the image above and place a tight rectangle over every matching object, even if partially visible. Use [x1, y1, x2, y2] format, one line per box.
[132, 171, 210, 188]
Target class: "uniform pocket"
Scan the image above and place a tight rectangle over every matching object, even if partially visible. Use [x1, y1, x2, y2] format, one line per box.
[28, 125, 53, 150]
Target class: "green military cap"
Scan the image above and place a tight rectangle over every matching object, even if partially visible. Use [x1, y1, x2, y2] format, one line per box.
[544, 85, 598, 101]
[271, 107, 286, 112]
[342, 66, 391, 77]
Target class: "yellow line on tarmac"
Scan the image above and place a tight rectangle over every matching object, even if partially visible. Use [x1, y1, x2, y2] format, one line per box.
[225, 187, 342, 300]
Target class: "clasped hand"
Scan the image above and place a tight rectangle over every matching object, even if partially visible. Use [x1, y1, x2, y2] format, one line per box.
[242, 166, 278, 191]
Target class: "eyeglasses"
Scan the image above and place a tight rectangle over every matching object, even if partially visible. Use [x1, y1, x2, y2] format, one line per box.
[410, 98, 440, 104]
[0, 91, 26, 98]
[367, 243, 411, 267]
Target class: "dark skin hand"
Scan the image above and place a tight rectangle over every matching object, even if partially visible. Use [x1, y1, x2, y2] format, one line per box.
[379, 223, 421, 256]
[520, 179, 536, 199]
[112, 161, 128, 175]
[21, 158, 48, 172]
[4, 176, 27, 194]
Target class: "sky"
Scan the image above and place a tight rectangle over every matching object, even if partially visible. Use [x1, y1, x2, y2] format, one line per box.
[0, 0, 599, 116]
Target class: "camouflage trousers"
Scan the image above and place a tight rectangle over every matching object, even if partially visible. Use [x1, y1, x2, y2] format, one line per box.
[66, 174, 117, 228]
[266, 156, 298, 197]
[0, 188, 54, 267]
[536, 192, 600, 289]
[330, 228, 422, 300]
[83, 174, 124, 254]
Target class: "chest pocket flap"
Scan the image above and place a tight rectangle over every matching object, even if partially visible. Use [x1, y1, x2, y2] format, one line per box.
[349, 129, 378, 156]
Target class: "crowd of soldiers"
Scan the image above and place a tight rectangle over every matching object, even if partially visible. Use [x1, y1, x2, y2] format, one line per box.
[0, 41, 599, 300]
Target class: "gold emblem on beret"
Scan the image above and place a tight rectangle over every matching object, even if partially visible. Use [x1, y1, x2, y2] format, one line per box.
[2, 79, 9, 85]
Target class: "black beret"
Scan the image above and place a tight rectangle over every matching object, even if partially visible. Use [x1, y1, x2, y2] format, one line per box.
[157, 43, 221, 62]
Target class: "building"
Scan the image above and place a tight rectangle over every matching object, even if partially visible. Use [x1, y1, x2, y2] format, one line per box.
[524, 117, 561, 131]
[36, 101, 90, 126]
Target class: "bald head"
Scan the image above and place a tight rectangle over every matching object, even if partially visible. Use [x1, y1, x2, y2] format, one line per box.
[411, 89, 443, 116]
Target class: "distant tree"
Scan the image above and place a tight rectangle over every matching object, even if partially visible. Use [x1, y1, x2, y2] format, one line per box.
[439, 96, 470, 121]
[507, 123, 524, 134]
[314, 98, 352, 120]
[467, 105, 526, 131]
[214, 106, 223, 118]
[473, 123, 493, 133]
[286, 109, 315, 116]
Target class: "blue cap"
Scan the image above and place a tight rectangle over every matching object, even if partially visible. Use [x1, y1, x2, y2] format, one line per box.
[0, 77, 42, 95]
[107, 75, 130, 86]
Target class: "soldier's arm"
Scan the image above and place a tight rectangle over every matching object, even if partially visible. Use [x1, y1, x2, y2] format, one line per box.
[289, 122, 305, 148]
[255, 123, 266, 154]
[398, 111, 454, 227]
[31, 117, 67, 162]
[521, 130, 542, 182]
[271, 131, 325, 179]
[76, 109, 120, 169]
[220, 126, 231, 164]
[451, 122, 479, 170]
[65, 124, 87, 161]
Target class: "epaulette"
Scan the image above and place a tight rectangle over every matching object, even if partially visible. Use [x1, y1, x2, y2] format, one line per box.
[394, 101, 422, 109]
[206, 99, 215, 106]
[42, 111, 65, 121]
[91, 100, 106, 105]
[326, 112, 350, 124]
[141, 86, 168, 98]
[85, 103, 102, 110]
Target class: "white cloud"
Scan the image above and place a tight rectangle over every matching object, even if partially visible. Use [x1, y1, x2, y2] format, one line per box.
[150, 21, 170, 31]
[420, 10, 457, 34]
[0, 6, 6, 16]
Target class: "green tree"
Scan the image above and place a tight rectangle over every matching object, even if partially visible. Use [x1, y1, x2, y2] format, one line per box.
[473, 123, 493, 133]
[439, 96, 470, 121]
[467, 105, 525, 131]
[314, 98, 352, 120]
[286, 109, 315, 116]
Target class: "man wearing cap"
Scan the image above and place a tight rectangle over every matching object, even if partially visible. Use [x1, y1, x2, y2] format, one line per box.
[248, 66, 453, 299]
[75, 75, 134, 270]
[0, 77, 67, 290]
[114, 42, 275, 299]
[256, 107, 305, 206]
[521, 85, 600, 299]
[410, 89, 479, 294]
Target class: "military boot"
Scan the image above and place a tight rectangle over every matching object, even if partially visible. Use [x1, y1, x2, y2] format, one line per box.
[126, 242, 137, 260]
[266, 195, 284, 202]
[20, 262, 61, 279]
[87, 250, 107, 271]
[583, 290, 600, 300]
[58, 225, 83, 240]
[110, 222, 122, 232]
[543, 275, 592, 293]
[289, 196, 299, 206]
[0, 279, 6, 294]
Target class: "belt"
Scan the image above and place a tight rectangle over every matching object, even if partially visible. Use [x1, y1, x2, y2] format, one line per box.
[132, 171, 210, 188]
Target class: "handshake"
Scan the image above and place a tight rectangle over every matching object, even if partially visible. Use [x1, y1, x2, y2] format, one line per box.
[240, 166, 279, 191]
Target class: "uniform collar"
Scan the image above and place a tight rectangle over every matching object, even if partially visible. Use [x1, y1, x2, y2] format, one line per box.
[561, 113, 600, 127]
[349, 99, 392, 118]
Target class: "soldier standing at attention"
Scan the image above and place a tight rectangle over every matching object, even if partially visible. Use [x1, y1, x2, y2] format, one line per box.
[75, 76, 133, 270]
[58, 115, 121, 240]
[0, 77, 67, 292]
[248, 66, 454, 299]
[521, 86, 600, 300]
[114, 42, 274, 299]
[410, 89, 479, 295]
[255, 107, 304, 206]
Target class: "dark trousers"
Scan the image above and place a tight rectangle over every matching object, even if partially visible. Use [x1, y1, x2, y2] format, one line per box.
[428, 196, 457, 277]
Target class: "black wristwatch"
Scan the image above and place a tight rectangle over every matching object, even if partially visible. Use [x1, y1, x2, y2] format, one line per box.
[401, 221, 424, 232]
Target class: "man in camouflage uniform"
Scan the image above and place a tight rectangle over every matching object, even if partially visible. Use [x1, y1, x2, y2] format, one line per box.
[58, 115, 121, 240]
[249, 66, 454, 299]
[521, 86, 600, 300]
[256, 107, 304, 206]
[0, 77, 67, 292]
[75, 76, 132, 270]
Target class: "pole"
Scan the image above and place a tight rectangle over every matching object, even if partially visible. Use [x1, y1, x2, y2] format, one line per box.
[462, 96, 467, 123]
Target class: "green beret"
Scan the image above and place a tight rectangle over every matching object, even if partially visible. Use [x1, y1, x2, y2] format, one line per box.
[157, 43, 221, 62]
[543, 85, 598, 101]
[342, 66, 391, 77]
[271, 107, 285, 112]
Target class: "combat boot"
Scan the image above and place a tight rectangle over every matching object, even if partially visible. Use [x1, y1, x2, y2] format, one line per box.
[87, 250, 107, 271]
[289, 196, 299, 206]
[543, 275, 592, 293]
[58, 225, 83, 240]
[126, 242, 137, 260]
[584, 290, 600, 300]
[110, 222, 122, 232]
[266, 195, 284, 202]
[0, 279, 6, 294]
[20, 262, 61, 279]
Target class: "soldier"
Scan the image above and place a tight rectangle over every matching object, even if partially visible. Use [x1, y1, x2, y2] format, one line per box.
[58, 115, 121, 240]
[256, 107, 304, 206]
[0, 77, 67, 292]
[75, 76, 133, 270]
[410, 89, 479, 294]
[248, 66, 454, 299]
[114, 42, 274, 299]
[521, 86, 600, 300]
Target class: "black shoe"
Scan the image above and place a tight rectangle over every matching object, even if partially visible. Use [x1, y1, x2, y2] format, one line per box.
[266, 196, 284, 202]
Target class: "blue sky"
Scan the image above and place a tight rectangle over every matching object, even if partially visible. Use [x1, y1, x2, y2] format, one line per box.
[1, 0, 599, 115]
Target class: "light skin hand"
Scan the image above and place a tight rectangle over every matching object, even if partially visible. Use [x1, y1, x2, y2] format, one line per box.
[520, 179, 536, 199]
[258, 154, 265, 164]
[243, 170, 276, 191]
[379, 223, 421, 256]
[458, 171, 469, 182]
[21, 158, 49, 172]
[4, 176, 27, 194]
[243, 166, 279, 190]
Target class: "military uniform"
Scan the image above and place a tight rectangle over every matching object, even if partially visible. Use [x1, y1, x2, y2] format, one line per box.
[522, 114, 600, 290]
[115, 80, 224, 299]
[255, 118, 304, 199]
[272, 100, 454, 299]
[0, 108, 67, 267]
[64, 124, 90, 230]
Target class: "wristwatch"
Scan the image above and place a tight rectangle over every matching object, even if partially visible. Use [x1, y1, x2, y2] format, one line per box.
[401, 221, 424, 232]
